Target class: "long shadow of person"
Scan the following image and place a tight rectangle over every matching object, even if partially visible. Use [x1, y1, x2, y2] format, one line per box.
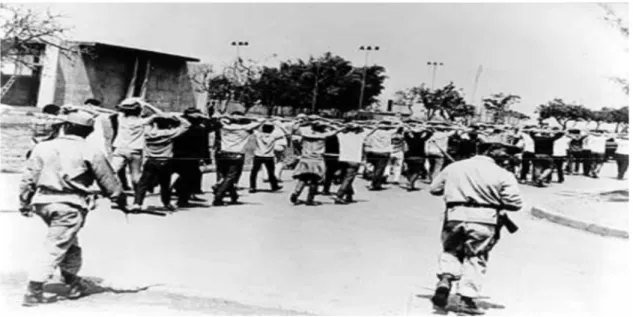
[43, 276, 160, 301]
[416, 292, 506, 315]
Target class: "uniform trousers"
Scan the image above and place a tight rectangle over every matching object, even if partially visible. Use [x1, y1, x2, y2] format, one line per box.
[615, 153, 629, 179]
[29, 203, 86, 283]
[172, 159, 200, 205]
[250, 156, 278, 190]
[438, 220, 498, 298]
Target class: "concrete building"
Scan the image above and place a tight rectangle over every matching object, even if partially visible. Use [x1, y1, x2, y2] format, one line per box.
[1, 41, 201, 112]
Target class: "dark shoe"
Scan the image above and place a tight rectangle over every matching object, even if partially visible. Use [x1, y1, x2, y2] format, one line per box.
[163, 204, 176, 212]
[249, 188, 257, 193]
[455, 296, 485, 315]
[67, 278, 90, 300]
[190, 195, 206, 202]
[271, 185, 283, 192]
[290, 194, 299, 205]
[22, 281, 54, 307]
[305, 200, 322, 206]
[333, 196, 347, 205]
[344, 194, 355, 203]
[321, 190, 331, 196]
[431, 275, 452, 308]
[212, 200, 225, 207]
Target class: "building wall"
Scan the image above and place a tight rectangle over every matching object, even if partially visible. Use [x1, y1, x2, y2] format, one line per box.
[53, 44, 196, 112]
[144, 57, 196, 112]
[1, 74, 41, 106]
[54, 45, 134, 108]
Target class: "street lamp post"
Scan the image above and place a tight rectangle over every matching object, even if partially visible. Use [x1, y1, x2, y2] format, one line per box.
[426, 61, 444, 90]
[231, 41, 249, 60]
[311, 60, 320, 114]
[358, 45, 379, 111]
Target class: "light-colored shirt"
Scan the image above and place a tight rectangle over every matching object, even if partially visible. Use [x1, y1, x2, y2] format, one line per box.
[253, 130, 285, 157]
[364, 128, 394, 153]
[144, 119, 191, 158]
[553, 135, 571, 157]
[220, 122, 261, 154]
[19, 135, 122, 209]
[429, 155, 523, 225]
[616, 138, 628, 155]
[586, 134, 607, 153]
[338, 131, 372, 163]
[425, 131, 452, 157]
[517, 132, 535, 153]
[112, 114, 151, 150]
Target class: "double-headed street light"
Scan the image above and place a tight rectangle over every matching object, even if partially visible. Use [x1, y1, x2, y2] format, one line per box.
[231, 41, 249, 59]
[359, 45, 380, 110]
[427, 61, 443, 90]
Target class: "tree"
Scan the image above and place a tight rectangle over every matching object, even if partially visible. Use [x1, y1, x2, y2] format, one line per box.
[536, 99, 593, 129]
[611, 106, 629, 132]
[251, 52, 386, 115]
[1, 4, 79, 96]
[482, 93, 521, 124]
[590, 107, 616, 129]
[394, 82, 474, 121]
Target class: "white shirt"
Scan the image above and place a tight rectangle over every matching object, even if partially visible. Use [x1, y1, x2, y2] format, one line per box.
[86, 114, 108, 156]
[338, 131, 371, 163]
[553, 135, 570, 157]
[616, 138, 628, 155]
[586, 135, 607, 153]
[519, 133, 535, 153]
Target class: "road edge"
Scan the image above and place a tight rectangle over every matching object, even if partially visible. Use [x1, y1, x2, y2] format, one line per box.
[530, 206, 629, 239]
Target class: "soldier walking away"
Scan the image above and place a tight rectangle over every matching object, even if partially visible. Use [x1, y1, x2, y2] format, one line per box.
[429, 142, 523, 315]
[18, 110, 127, 306]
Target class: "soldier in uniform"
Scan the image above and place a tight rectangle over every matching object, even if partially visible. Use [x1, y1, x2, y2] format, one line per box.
[18, 110, 128, 306]
[429, 142, 523, 315]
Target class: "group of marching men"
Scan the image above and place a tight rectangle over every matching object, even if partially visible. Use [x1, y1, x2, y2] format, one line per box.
[27, 98, 629, 211]
[17, 96, 627, 314]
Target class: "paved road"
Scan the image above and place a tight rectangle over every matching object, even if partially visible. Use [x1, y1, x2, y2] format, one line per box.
[0, 171, 629, 315]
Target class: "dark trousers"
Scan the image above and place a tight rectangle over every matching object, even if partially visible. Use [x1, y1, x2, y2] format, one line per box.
[566, 151, 583, 174]
[405, 158, 425, 188]
[532, 154, 553, 183]
[615, 153, 629, 179]
[118, 168, 131, 191]
[172, 159, 199, 205]
[323, 157, 340, 193]
[552, 156, 566, 183]
[336, 162, 360, 199]
[214, 154, 245, 203]
[581, 150, 592, 176]
[520, 152, 535, 181]
[250, 156, 278, 190]
[366, 152, 390, 189]
[426, 155, 445, 183]
[135, 159, 172, 206]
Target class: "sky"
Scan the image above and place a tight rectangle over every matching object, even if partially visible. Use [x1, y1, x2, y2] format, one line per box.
[18, 2, 630, 115]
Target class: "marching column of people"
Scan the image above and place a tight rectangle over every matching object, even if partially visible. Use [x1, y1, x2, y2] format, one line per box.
[20, 99, 627, 312]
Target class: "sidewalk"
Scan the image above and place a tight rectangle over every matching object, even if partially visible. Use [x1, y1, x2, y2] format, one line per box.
[520, 162, 629, 238]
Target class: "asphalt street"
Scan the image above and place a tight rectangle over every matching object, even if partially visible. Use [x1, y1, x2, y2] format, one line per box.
[0, 172, 629, 315]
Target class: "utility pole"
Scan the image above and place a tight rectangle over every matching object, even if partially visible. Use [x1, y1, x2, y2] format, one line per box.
[359, 45, 379, 111]
[471, 65, 483, 122]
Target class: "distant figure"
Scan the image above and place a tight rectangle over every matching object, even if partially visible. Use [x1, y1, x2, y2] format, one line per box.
[615, 133, 629, 180]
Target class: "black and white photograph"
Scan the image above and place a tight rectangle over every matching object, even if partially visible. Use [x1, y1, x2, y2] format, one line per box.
[0, 1, 630, 316]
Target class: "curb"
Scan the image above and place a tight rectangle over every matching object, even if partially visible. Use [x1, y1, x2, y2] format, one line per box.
[531, 206, 629, 239]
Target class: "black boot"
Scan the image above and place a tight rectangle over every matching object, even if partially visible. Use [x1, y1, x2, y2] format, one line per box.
[431, 274, 452, 308]
[62, 271, 88, 300]
[455, 295, 485, 315]
[22, 281, 54, 306]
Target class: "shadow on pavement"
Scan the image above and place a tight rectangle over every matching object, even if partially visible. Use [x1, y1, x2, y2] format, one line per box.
[416, 293, 506, 314]
[43, 276, 158, 300]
